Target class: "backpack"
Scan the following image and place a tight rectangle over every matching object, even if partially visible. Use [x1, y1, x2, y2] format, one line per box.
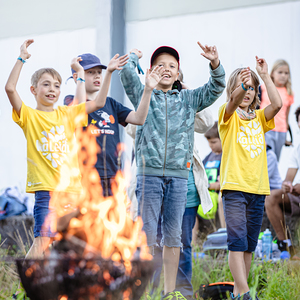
[0, 187, 27, 220]
[195, 282, 234, 300]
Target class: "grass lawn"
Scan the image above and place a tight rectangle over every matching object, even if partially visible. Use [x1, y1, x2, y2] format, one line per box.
[1, 237, 299, 300]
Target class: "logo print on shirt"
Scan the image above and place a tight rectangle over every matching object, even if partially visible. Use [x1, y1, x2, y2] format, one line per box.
[98, 111, 115, 128]
[236, 120, 264, 159]
[36, 125, 70, 168]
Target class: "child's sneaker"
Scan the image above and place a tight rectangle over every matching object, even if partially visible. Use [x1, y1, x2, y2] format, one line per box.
[163, 291, 187, 299]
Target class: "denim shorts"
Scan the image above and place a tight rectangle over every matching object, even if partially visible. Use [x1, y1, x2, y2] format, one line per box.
[33, 191, 56, 238]
[222, 190, 265, 252]
[136, 175, 187, 248]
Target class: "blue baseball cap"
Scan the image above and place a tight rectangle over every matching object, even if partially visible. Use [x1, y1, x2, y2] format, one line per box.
[67, 53, 107, 82]
[71, 53, 107, 74]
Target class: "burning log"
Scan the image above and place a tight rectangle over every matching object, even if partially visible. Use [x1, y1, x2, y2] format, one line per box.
[17, 126, 153, 299]
[16, 254, 153, 300]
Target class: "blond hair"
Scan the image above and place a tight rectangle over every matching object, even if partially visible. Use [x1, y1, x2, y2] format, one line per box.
[31, 68, 62, 87]
[270, 59, 292, 95]
[226, 68, 260, 111]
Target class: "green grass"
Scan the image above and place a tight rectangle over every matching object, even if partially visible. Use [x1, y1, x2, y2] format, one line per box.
[1, 236, 299, 300]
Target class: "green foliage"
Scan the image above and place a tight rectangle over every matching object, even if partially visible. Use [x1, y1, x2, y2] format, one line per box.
[0, 240, 299, 300]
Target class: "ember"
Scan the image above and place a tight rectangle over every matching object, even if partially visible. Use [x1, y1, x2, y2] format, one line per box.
[17, 126, 153, 299]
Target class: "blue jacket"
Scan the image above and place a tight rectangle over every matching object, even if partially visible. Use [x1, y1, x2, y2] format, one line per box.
[120, 53, 226, 179]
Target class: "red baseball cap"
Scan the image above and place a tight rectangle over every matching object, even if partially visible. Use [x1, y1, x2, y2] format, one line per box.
[150, 46, 180, 68]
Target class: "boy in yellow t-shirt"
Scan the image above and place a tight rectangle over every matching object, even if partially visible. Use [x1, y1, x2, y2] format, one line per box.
[218, 56, 282, 300]
[5, 39, 126, 262]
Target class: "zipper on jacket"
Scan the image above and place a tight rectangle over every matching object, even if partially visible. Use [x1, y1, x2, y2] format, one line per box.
[163, 93, 168, 176]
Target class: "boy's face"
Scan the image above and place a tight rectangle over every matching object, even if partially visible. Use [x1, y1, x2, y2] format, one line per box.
[31, 73, 61, 107]
[152, 53, 179, 90]
[84, 66, 103, 94]
[207, 138, 222, 154]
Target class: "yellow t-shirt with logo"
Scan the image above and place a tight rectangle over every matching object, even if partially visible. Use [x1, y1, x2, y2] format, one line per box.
[218, 103, 275, 195]
[13, 102, 87, 193]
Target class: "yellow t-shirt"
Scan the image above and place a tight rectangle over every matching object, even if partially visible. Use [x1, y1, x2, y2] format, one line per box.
[218, 103, 275, 195]
[13, 102, 87, 193]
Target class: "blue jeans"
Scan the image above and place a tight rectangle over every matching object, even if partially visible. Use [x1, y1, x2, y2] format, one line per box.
[33, 191, 56, 238]
[136, 175, 187, 248]
[152, 207, 198, 298]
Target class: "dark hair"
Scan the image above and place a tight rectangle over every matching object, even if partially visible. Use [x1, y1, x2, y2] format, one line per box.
[295, 106, 300, 122]
[204, 122, 219, 139]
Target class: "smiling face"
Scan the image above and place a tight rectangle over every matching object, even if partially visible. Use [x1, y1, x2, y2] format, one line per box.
[152, 53, 179, 92]
[235, 74, 256, 112]
[31, 73, 61, 111]
[84, 66, 103, 95]
[272, 64, 289, 88]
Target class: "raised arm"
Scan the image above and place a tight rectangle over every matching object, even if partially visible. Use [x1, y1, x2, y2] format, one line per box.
[119, 49, 145, 109]
[224, 68, 251, 122]
[256, 56, 282, 122]
[85, 54, 128, 114]
[125, 65, 164, 125]
[5, 39, 34, 117]
[186, 42, 225, 113]
[70, 56, 86, 105]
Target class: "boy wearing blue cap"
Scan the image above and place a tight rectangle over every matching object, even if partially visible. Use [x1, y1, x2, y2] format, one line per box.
[119, 42, 226, 299]
[65, 53, 165, 196]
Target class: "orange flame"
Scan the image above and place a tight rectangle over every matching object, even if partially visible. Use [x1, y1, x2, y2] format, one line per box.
[47, 125, 151, 273]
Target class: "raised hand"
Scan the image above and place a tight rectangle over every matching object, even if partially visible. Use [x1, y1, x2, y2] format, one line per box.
[145, 65, 164, 90]
[20, 39, 34, 60]
[71, 57, 84, 73]
[130, 48, 143, 59]
[197, 42, 219, 68]
[107, 54, 129, 72]
[256, 56, 268, 77]
[240, 67, 251, 89]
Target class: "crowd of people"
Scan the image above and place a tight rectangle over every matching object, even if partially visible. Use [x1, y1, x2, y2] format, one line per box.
[5, 39, 299, 300]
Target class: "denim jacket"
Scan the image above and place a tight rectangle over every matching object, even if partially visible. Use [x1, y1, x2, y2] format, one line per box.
[119, 53, 225, 179]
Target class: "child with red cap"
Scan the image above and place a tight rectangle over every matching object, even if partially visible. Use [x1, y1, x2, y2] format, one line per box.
[120, 42, 225, 299]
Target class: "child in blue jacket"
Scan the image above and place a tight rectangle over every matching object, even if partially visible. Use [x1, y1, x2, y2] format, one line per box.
[119, 42, 225, 299]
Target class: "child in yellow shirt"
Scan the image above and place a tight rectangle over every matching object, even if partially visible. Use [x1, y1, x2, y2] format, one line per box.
[5, 39, 127, 262]
[218, 56, 282, 300]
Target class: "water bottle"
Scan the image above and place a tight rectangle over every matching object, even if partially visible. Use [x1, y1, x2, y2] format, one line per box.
[262, 229, 272, 261]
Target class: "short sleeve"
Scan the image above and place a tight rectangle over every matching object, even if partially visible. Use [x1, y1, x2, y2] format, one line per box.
[288, 144, 300, 169]
[256, 108, 275, 133]
[66, 102, 88, 128]
[218, 102, 234, 127]
[113, 99, 132, 127]
[12, 102, 28, 128]
[289, 93, 294, 106]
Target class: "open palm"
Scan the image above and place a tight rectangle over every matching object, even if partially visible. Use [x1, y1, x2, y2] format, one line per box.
[107, 54, 129, 72]
[145, 66, 164, 90]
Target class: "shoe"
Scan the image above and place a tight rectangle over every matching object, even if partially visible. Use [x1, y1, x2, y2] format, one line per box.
[163, 291, 187, 300]
[277, 240, 289, 252]
[230, 292, 238, 299]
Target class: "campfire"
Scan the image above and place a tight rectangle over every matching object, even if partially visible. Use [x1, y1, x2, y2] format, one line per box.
[17, 126, 153, 300]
